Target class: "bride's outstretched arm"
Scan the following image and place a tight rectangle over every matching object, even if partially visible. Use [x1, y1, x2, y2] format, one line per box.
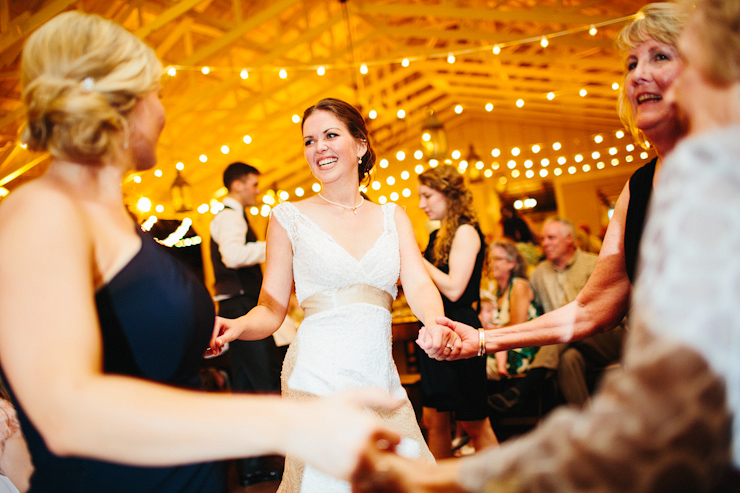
[394, 206, 461, 360]
[210, 214, 294, 353]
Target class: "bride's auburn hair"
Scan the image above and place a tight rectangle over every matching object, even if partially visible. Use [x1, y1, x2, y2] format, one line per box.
[20, 11, 162, 163]
[301, 98, 377, 186]
[418, 165, 479, 266]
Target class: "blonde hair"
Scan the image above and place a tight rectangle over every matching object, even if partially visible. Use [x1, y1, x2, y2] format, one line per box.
[684, 0, 740, 84]
[616, 3, 687, 149]
[418, 165, 479, 266]
[20, 11, 162, 163]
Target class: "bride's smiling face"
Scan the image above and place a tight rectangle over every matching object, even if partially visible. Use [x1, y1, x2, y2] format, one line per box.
[302, 110, 365, 184]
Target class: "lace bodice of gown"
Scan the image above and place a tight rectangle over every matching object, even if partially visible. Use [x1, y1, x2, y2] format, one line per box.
[271, 201, 404, 397]
[272, 201, 399, 304]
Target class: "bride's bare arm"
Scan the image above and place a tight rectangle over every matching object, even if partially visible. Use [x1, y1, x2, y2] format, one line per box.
[211, 214, 294, 350]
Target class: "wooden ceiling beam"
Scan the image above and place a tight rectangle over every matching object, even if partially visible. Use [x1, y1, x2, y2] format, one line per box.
[0, 0, 77, 54]
[353, 3, 621, 26]
[179, 0, 303, 67]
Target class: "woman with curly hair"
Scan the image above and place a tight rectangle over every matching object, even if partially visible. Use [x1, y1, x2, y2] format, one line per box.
[416, 165, 498, 458]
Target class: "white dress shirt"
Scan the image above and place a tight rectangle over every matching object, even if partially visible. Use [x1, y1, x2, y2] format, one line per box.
[209, 196, 266, 269]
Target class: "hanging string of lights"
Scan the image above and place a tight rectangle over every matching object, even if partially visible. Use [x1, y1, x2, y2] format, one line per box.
[161, 13, 639, 78]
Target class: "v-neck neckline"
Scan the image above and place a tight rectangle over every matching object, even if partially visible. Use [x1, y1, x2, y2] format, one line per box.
[285, 202, 389, 263]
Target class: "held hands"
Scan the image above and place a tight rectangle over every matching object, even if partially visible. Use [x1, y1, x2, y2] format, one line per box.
[415, 322, 462, 360]
[417, 317, 480, 361]
[288, 390, 403, 481]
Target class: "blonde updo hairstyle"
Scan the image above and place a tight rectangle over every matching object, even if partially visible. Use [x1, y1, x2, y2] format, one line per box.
[20, 11, 163, 163]
[418, 164, 479, 266]
[684, 0, 740, 85]
[616, 3, 687, 149]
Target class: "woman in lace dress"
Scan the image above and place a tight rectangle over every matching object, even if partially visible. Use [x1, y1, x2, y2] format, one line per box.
[211, 98, 460, 492]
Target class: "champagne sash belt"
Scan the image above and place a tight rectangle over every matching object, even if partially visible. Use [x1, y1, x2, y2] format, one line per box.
[301, 284, 393, 318]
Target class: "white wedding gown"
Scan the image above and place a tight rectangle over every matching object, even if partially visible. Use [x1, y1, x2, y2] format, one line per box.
[271, 202, 434, 493]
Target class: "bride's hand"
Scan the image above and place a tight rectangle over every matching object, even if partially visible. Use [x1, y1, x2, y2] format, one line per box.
[416, 322, 462, 360]
[206, 316, 244, 357]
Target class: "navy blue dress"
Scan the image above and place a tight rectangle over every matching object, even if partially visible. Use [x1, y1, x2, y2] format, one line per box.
[1, 231, 225, 492]
[418, 226, 489, 421]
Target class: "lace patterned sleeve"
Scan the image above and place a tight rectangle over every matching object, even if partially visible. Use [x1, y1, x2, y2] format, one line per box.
[270, 202, 298, 246]
[633, 126, 740, 468]
[458, 326, 731, 492]
[458, 128, 740, 491]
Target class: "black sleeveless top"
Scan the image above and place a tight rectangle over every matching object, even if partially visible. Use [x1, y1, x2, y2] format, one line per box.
[2, 231, 225, 493]
[624, 157, 657, 284]
[424, 224, 485, 327]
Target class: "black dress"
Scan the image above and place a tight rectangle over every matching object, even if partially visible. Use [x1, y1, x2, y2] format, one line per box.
[1, 231, 225, 493]
[624, 157, 657, 284]
[418, 226, 488, 421]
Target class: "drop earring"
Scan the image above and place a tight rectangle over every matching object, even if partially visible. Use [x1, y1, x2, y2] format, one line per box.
[358, 156, 362, 165]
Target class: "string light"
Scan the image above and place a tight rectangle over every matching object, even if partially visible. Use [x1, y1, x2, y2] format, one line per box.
[279, 68, 287, 79]
[317, 66, 325, 76]
[240, 69, 249, 79]
[160, 13, 637, 81]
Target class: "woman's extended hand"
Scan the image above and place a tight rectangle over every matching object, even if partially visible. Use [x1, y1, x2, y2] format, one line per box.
[205, 316, 244, 357]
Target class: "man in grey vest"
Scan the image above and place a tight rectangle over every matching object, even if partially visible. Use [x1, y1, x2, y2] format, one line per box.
[209, 162, 282, 485]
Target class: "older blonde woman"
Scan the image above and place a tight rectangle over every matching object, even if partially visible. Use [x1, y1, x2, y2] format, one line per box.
[353, 2, 738, 490]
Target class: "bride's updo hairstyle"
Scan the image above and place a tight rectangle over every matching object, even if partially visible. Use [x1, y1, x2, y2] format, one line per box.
[301, 98, 376, 185]
[20, 11, 162, 163]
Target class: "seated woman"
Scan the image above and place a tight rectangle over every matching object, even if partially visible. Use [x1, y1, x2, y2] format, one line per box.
[480, 241, 540, 384]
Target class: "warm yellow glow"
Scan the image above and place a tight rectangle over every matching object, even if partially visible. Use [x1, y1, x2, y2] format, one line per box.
[369, 110, 377, 119]
[516, 99, 524, 108]
[397, 109, 405, 118]
[594, 135, 603, 143]
[221, 145, 230, 154]
[134, 175, 142, 183]
[154, 170, 162, 177]
[451, 150, 461, 159]
[380, 159, 389, 168]
[317, 66, 325, 76]
[360, 63, 368, 74]
[492, 45, 501, 55]
[167, 67, 176, 76]
[279, 68, 287, 79]
[396, 151, 405, 161]
[402, 58, 410, 67]
[199, 154, 207, 163]
[240, 69, 248, 79]
[243, 135, 252, 144]
[201, 66, 210, 74]
[511, 147, 520, 156]
[295, 187, 304, 197]
[531, 144, 541, 153]
[553, 142, 561, 151]
[485, 103, 493, 111]
[176, 162, 184, 171]
[540, 36, 548, 47]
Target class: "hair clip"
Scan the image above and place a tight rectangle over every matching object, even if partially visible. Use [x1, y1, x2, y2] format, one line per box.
[81, 77, 94, 91]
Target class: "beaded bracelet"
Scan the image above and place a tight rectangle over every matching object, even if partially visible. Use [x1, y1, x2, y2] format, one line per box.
[477, 328, 486, 357]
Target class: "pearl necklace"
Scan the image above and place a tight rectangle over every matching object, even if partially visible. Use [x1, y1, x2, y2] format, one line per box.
[318, 193, 364, 214]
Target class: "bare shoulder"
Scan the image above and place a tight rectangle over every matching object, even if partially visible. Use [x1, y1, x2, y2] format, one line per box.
[0, 180, 87, 236]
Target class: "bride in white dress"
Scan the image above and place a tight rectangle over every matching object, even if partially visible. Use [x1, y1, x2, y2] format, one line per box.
[211, 98, 462, 492]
